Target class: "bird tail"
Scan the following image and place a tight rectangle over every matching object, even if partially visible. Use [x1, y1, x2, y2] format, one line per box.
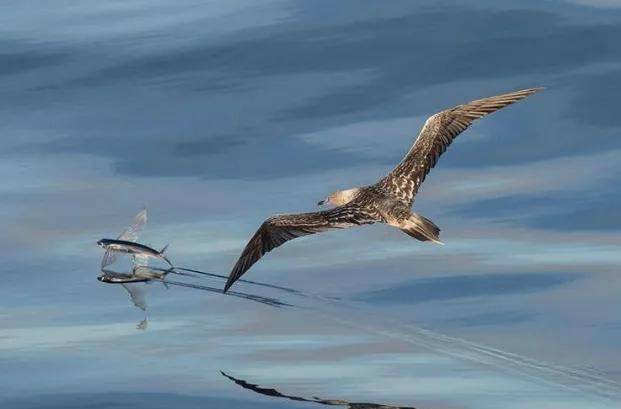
[400, 213, 443, 245]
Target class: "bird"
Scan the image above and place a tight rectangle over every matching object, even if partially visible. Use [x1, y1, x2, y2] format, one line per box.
[223, 88, 542, 292]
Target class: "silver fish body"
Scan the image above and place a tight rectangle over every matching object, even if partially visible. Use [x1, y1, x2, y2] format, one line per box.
[97, 238, 172, 266]
[98, 266, 172, 284]
[97, 271, 149, 284]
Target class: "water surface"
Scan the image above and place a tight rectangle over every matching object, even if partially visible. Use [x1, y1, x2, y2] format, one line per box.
[2, 1, 621, 408]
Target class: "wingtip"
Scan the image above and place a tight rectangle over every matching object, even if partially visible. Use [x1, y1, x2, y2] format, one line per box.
[523, 86, 545, 94]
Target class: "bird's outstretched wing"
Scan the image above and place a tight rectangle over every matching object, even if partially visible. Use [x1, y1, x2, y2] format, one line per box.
[224, 203, 379, 292]
[380, 88, 542, 204]
[117, 208, 148, 242]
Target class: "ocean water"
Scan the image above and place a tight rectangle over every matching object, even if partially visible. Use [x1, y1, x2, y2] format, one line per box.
[2, 1, 621, 408]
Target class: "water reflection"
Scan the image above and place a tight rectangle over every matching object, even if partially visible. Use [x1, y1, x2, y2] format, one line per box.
[136, 318, 148, 331]
[221, 371, 418, 409]
[163, 278, 292, 308]
[102, 274, 292, 313]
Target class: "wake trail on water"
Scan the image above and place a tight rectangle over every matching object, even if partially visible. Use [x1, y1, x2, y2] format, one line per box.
[162, 278, 291, 308]
[171, 266, 341, 304]
[300, 296, 621, 403]
[167, 267, 621, 401]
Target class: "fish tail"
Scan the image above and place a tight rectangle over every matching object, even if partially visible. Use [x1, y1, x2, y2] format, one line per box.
[162, 255, 173, 266]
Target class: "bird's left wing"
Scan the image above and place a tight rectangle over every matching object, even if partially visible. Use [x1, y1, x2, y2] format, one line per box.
[224, 203, 378, 292]
[380, 88, 542, 204]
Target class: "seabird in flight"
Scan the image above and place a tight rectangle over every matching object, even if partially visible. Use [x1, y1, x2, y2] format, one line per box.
[224, 88, 542, 292]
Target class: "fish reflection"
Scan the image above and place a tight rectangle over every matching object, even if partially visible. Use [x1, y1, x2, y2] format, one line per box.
[119, 282, 147, 310]
[97, 208, 293, 313]
[99, 270, 292, 310]
[136, 317, 148, 331]
[220, 371, 417, 409]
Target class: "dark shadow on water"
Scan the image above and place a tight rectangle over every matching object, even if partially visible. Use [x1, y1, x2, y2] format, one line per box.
[162, 279, 293, 308]
[100, 269, 294, 312]
[174, 266, 304, 295]
[357, 272, 580, 305]
[221, 371, 417, 409]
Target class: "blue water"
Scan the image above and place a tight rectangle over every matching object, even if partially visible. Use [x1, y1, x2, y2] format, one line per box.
[2, 1, 621, 408]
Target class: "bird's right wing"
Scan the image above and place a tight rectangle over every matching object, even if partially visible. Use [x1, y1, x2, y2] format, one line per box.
[121, 283, 147, 311]
[117, 208, 147, 242]
[224, 203, 379, 292]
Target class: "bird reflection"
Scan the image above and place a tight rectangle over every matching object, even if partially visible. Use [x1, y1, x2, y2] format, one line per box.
[220, 371, 417, 409]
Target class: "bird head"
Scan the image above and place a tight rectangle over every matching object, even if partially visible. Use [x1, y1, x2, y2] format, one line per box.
[318, 188, 360, 207]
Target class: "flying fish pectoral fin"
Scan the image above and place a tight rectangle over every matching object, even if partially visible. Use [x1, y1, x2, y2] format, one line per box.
[121, 283, 147, 311]
[117, 208, 148, 242]
[133, 253, 149, 267]
[101, 249, 118, 268]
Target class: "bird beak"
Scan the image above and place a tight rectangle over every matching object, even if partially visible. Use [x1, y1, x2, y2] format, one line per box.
[317, 200, 325, 206]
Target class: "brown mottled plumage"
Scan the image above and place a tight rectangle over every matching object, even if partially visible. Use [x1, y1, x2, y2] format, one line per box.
[224, 88, 542, 292]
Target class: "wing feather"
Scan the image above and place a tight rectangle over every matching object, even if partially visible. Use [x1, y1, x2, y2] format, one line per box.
[381, 88, 542, 204]
[223, 203, 378, 292]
